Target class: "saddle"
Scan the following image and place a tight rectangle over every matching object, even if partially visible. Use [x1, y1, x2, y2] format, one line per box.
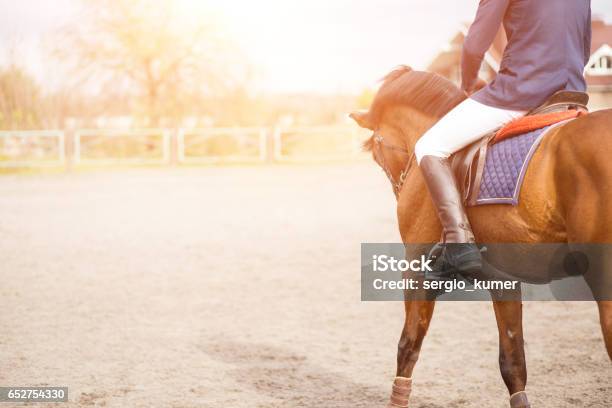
[451, 91, 589, 206]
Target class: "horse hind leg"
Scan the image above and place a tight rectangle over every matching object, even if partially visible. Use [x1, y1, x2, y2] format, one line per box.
[385, 300, 435, 407]
[580, 245, 612, 360]
[583, 246, 612, 360]
[570, 243, 612, 360]
[595, 301, 612, 360]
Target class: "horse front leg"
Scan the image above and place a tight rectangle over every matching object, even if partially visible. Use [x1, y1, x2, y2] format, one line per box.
[492, 298, 530, 408]
[385, 300, 435, 408]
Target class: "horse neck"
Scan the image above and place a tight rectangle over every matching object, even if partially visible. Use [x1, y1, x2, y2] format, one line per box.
[383, 106, 441, 154]
[385, 106, 445, 242]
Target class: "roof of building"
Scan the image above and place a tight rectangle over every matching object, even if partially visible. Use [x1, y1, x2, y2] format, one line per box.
[592, 19, 612, 52]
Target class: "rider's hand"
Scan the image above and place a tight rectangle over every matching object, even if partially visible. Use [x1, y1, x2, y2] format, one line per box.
[464, 78, 488, 96]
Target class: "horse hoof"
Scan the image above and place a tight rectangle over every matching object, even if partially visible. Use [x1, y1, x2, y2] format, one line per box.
[510, 391, 531, 408]
[385, 377, 412, 408]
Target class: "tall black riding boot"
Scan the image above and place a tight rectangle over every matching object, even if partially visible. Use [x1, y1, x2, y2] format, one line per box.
[419, 155, 482, 276]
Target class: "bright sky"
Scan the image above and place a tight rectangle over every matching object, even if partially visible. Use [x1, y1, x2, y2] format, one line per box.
[1, 0, 611, 94]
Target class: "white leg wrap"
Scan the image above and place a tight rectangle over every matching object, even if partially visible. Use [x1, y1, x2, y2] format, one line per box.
[509, 390, 531, 408]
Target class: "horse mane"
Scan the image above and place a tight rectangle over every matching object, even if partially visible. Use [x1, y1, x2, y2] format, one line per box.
[364, 66, 466, 151]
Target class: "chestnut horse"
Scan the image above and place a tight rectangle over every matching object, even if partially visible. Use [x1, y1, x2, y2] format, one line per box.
[351, 67, 612, 407]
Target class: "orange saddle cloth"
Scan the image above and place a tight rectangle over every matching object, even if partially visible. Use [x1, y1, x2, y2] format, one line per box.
[494, 110, 586, 144]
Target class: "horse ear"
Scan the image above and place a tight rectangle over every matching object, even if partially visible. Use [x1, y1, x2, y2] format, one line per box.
[349, 111, 374, 130]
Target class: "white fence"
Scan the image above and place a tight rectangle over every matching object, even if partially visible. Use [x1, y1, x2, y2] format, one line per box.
[0, 126, 370, 168]
[178, 127, 267, 164]
[0, 130, 65, 167]
[273, 126, 368, 162]
[74, 129, 171, 165]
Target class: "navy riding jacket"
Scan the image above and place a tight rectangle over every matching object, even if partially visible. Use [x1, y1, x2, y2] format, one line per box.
[463, 0, 592, 111]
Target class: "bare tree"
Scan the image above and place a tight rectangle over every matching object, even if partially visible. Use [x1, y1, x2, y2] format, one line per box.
[54, 0, 247, 126]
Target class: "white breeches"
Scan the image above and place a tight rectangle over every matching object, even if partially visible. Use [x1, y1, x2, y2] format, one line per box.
[414, 98, 527, 164]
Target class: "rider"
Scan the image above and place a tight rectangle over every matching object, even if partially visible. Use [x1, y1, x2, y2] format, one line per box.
[414, 0, 592, 275]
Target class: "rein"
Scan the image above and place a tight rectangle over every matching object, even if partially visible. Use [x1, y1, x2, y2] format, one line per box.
[373, 132, 416, 198]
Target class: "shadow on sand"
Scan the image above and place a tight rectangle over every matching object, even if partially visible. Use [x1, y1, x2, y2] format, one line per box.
[203, 340, 389, 408]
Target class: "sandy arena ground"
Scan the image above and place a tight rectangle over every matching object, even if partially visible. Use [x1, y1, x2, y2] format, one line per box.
[0, 163, 610, 407]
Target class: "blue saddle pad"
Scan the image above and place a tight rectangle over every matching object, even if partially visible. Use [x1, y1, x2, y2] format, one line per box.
[473, 125, 553, 206]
